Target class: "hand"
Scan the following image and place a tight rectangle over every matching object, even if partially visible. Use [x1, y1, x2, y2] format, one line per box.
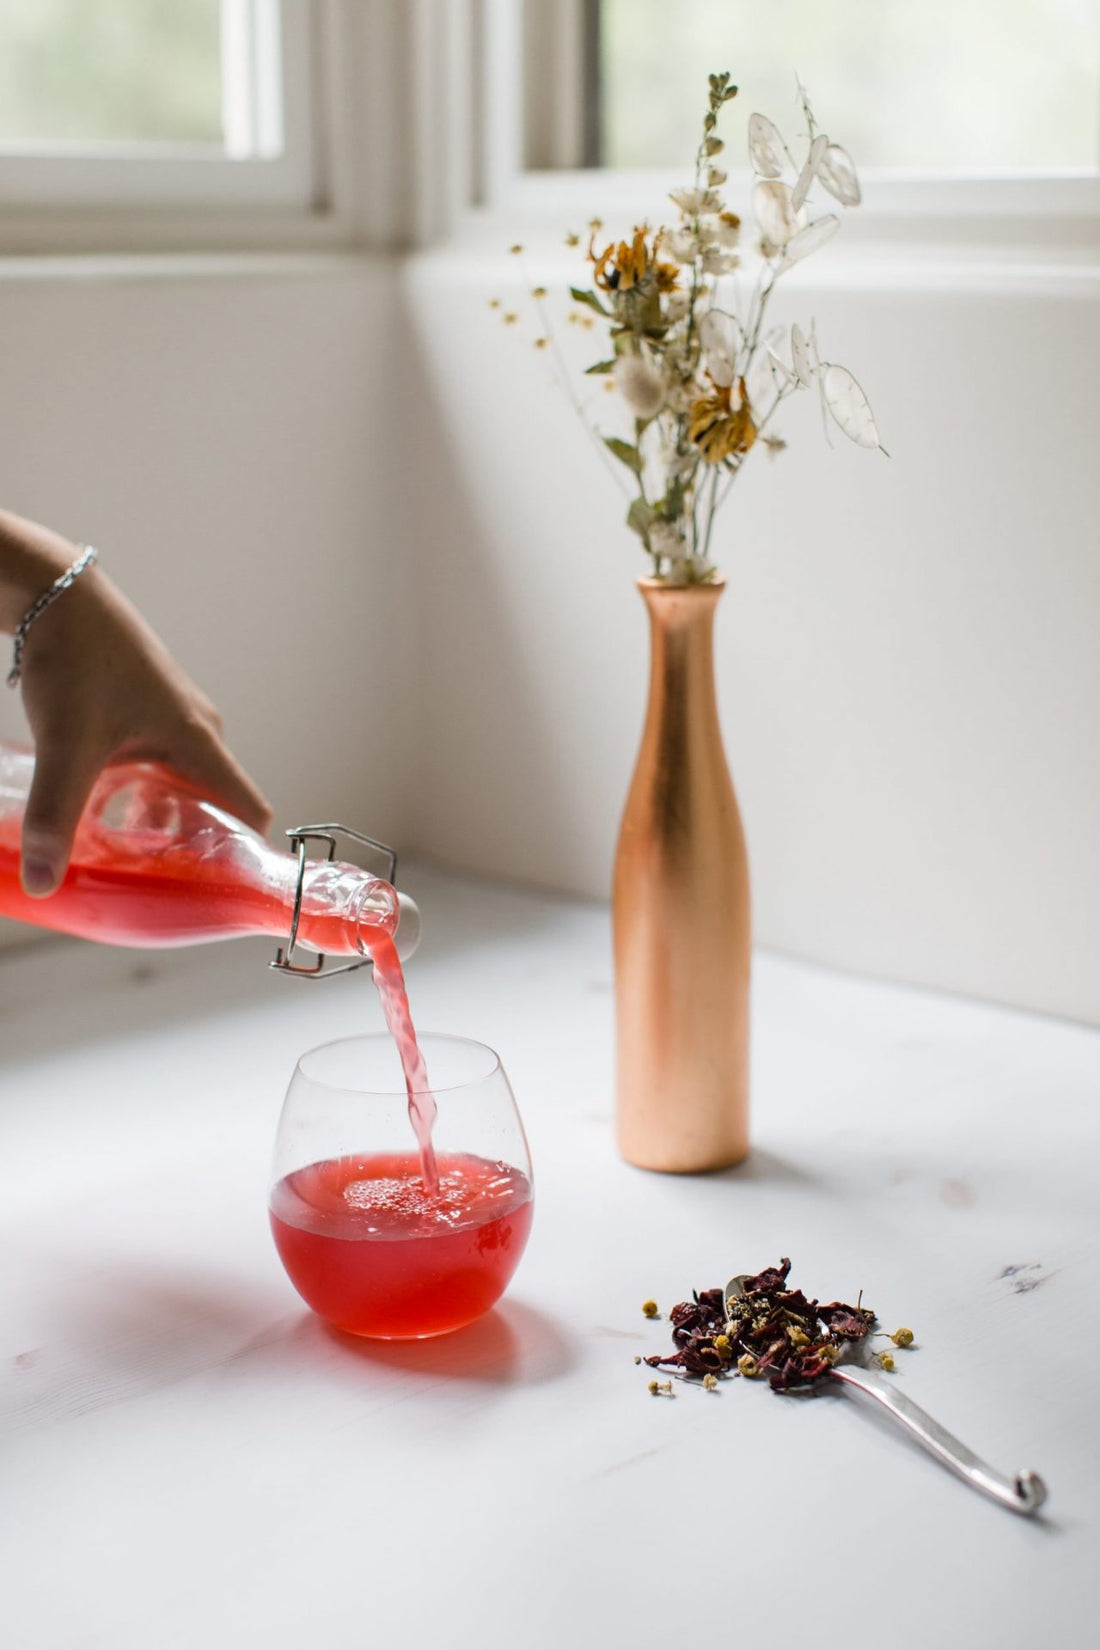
[1, 512, 272, 896]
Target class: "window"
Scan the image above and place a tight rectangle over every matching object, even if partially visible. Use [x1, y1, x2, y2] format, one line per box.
[0, 0, 319, 224]
[0, 0, 229, 151]
[524, 0, 1100, 180]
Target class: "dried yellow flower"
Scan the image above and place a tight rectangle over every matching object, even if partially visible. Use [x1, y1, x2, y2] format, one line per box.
[534, 337, 548, 350]
[565, 231, 581, 247]
[647, 1379, 660, 1394]
[875, 1351, 896, 1372]
[502, 312, 519, 325]
[591, 227, 650, 292]
[531, 286, 547, 298]
[737, 1353, 760, 1378]
[689, 380, 757, 462]
[702, 1374, 719, 1391]
[642, 1300, 659, 1319]
[508, 244, 524, 255]
[891, 1327, 914, 1347]
[714, 1334, 731, 1353]
[487, 298, 501, 310]
[787, 1326, 810, 1348]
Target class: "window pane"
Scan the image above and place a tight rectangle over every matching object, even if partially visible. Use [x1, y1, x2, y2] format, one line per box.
[597, 0, 1100, 173]
[0, 0, 223, 148]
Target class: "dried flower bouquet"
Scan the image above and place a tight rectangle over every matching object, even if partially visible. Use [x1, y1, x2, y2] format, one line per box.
[507, 73, 885, 585]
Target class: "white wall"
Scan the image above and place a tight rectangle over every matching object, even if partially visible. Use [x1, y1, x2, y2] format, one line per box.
[0, 255, 413, 951]
[2, 245, 1097, 1028]
[399, 246, 1100, 1026]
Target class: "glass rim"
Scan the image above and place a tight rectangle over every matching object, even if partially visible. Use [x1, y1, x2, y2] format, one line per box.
[294, 1031, 502, 1097]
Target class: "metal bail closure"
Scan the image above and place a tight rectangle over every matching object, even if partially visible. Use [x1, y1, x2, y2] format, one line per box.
[270, 823, 398, 981]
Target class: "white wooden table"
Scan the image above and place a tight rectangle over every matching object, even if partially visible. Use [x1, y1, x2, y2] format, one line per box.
[1, 866, 1097, 1648]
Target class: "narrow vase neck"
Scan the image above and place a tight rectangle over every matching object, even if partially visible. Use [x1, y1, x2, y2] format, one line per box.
[638, 577, 724, 738]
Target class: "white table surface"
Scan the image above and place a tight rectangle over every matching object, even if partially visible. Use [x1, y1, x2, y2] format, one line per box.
[1, 864, 1097, 1648]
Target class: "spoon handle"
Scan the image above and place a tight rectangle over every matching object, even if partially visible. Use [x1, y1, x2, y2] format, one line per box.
[829, 1365, 1048, 1516]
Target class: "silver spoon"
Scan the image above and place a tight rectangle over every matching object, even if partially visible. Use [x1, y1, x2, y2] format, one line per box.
[724, 1275, 1048, 1518]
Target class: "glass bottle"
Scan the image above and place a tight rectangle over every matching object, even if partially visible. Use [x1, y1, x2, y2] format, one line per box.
[0, 740, 418, 962]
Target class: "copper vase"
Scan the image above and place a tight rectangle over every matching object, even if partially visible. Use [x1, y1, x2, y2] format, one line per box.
[613, 577, 751, 1172]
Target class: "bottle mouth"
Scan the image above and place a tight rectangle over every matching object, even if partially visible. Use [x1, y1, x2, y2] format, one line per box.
[351, 877, 400, 957]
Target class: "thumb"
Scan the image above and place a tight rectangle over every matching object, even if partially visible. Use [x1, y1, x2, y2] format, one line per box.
[22, 739, 102, 897]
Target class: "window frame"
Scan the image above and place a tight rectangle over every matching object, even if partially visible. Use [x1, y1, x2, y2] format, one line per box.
[500, 0, 1100, 253]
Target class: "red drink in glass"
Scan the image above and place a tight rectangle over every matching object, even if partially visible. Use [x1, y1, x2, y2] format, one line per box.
[270, 1150, 533, 1339]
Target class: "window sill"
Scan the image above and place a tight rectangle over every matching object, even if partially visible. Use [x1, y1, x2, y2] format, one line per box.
[0, 247, 385, 286]
[469, 167, 1100, 270]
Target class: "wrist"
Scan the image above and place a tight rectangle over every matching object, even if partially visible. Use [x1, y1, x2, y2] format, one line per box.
[0, 513, 82, 634]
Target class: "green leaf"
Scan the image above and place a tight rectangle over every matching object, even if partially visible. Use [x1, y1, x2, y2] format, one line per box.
[570, 287, 609, 317]
[584, 359, 616, 375]
[604, 437, 644, 474]
[626, 498, 656, 539]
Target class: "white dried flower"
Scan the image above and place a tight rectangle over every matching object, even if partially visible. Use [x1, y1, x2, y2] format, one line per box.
[700, 309, 739, 389]
[664, 229, 699, 264]
[668, 556, 715, 585]
[668, 187, 722, 217]
[616, 355, 666, 419]
[753, 179, 805, 250]
[711, 212, 742, 249]
[702, 250, 739, 276]
[649, 521, 687, 561]
[664, 292, 691, 323]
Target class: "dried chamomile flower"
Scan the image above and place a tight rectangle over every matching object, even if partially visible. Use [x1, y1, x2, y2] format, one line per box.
[644, 1259, 889, 1394]
[891, 1327, 914, 1347]
[702, 1374, 719, 1391]
[642, 1299, 660, 1319]
[875, 1351, 897, 1373]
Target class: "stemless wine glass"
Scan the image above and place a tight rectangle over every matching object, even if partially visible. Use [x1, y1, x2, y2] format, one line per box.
[269, 1034, 533, 1340]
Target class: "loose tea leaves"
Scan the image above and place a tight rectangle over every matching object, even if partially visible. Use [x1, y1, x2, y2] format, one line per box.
[643, 1257, 881, 1394]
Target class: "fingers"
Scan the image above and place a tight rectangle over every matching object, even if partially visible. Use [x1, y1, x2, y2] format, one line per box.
[21, 736, 104, 897]
[167, 724, 273, 836]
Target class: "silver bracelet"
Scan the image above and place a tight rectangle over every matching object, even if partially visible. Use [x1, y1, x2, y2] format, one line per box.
[7, 544, 99, 689]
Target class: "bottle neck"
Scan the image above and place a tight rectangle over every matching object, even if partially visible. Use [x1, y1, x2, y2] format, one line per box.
[294, 859, 399, 959]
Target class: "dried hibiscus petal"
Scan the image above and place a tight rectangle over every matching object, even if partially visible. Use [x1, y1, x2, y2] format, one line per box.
[818, 1302, 875, 1340]
[643, 1259, 881, 1398]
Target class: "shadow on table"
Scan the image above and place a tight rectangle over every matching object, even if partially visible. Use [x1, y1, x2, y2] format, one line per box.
[2, 1261, 290, 1435]
[704, 1147, 825, 1189]
[320, 1297, 577, 1387]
